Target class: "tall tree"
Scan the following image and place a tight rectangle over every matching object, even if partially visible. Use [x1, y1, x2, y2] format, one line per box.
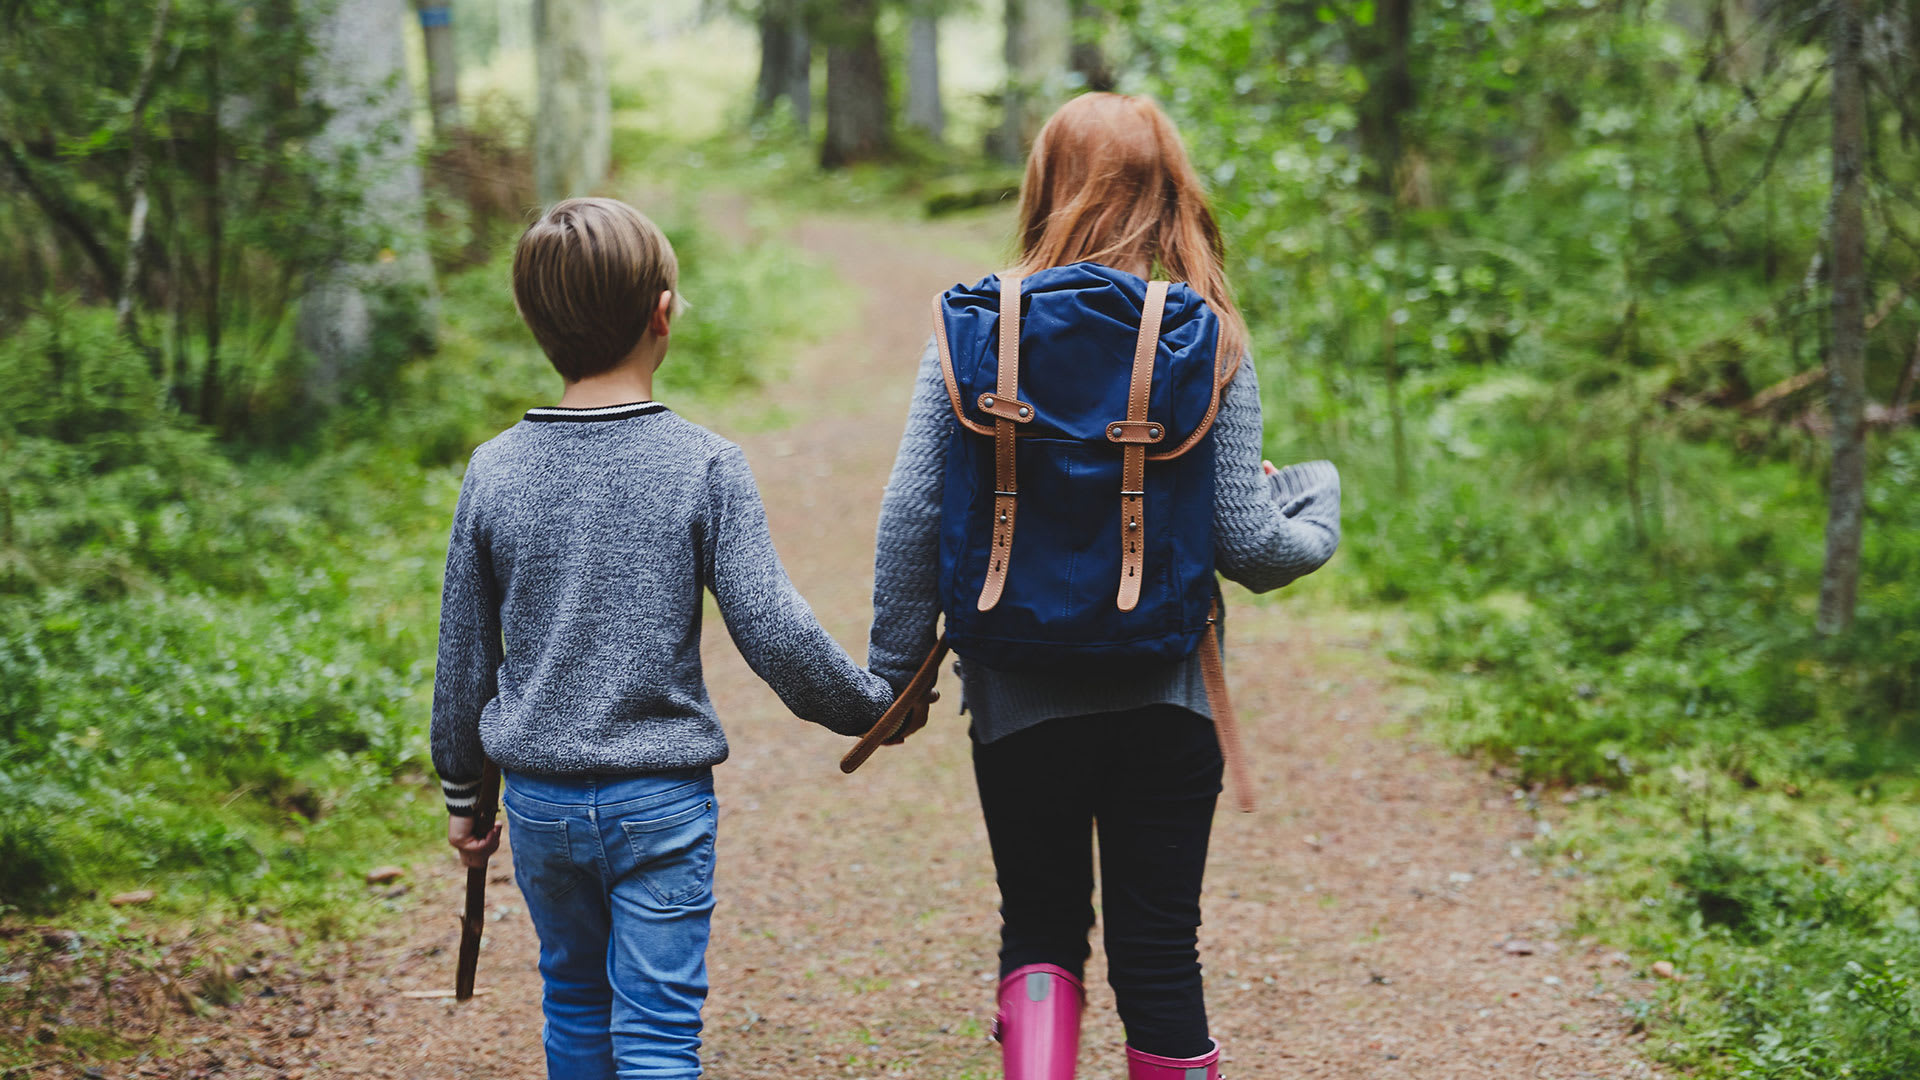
[991, 0, 1071, 163]
[754, 0, 812, 126]
[415, 0, 460, 138]
[907, 13, 945, 141]
[1349, 0, 1414, 235]
[1345, 0, 1416, 491]
[534, 0, 610, 201]
[819, 0, 892, 167]
[1818, 0, 1868, 635]
[296, 0, 436, 404]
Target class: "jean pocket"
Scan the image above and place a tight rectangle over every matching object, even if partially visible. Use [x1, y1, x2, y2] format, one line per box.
[619, 797, 716, 907]
[504, 802, 580, 900]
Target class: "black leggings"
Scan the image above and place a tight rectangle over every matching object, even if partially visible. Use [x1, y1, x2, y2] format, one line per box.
[972, 704, 1223, 1060]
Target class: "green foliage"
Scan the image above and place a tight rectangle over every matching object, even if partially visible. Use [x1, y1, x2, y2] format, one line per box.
[0, 0, 419, 432]
[1112, 0, 1920, 1075]
[0, 215, 827, 922]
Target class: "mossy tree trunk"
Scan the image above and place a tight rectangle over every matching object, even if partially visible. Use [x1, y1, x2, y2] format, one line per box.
[1818, 0, 1867, 635]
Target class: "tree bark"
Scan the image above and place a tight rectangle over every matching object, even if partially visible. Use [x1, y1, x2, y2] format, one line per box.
[819, 0, 891, 168]
[1352, 0, 1414, 234]
[200, 40, 223, 424]
[906, 15, 944, 140]
[534, 0, 611, 201]
[415, 1, 461, 137]
[991, 0, 1071, 163]
[755, 3, 794, 116]
[1818, 0, 1867, 635]
[295, 0, 437, 405]
[754, 0, 813, 127]
[117, 0, 171, 370]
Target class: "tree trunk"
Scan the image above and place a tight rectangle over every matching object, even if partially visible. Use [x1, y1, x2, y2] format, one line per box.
[1818, 0, 1868, 636]
[1068, 0, 1113, 92]
[200, 40, 223, 424]
[754, 0, 812, 127]
[295, 0, 437, 405]
[415, 1, 461, 137]
[117, 0, 171, 373]
[786, 20, 811, 129]
[533, 0, 611, 201]
[906, 15, 944, 141]
[755, 3, 793, 116]
[1352, 0, 1414, 234]
[819, 0, 891, 168]
[991, 0, 1071, 163]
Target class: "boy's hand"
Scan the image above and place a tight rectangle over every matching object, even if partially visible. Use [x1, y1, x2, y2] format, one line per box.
[882, 689, 939, 745]
[448, 815, 503, 869]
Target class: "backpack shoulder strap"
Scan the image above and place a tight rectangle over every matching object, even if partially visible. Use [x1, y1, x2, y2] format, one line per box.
[1109, 279, 1171, 612]
[975, 272, 1030, 612]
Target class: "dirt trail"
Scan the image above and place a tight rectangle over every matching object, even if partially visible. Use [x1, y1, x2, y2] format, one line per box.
[96, 212, 1657, 1079]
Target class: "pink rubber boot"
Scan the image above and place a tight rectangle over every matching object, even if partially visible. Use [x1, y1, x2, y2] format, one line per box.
[993, 963, 1084, 1080]
[1125, 1039, 1221, 1080]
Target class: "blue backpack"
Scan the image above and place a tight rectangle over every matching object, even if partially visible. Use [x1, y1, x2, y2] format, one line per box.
[931, 262, 1235, 671]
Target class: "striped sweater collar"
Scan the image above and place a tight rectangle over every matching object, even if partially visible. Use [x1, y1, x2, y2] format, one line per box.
[524, 400, 667, 423]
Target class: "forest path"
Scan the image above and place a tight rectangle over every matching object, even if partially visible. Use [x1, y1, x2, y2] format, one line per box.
[130, 208, 1657, 1080]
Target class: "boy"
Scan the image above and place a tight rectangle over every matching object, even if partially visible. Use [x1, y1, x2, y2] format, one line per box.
[432, 197, 907, 1080]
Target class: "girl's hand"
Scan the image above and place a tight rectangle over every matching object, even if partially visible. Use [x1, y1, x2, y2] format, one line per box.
[883, 689, 939, 745]
[448, 815, 503, 869]
[1262, 460, 1279, 476]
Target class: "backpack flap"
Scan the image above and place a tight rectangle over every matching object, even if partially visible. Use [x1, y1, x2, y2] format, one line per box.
[936, 263, 1222, 451]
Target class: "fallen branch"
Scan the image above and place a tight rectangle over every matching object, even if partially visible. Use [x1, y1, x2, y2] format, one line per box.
[1866, 273, 1920, 333]
[1741, 365, 1827, 413]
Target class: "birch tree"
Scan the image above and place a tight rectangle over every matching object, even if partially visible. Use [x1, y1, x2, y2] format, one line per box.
[907, 14, 944, 141]
[415, 0, 460, 137]
[296, 0, 435, 403]
[534, 0, 611, 202]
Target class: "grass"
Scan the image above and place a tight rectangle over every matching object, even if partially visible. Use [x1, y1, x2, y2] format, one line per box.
[0, 205, 836, 960]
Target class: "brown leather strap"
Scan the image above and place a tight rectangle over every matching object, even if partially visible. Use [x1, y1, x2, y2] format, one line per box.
[978, 273, 1023, 611]
[1148, 334, 1231, 461]
[1197, 599, 1256, 813]
[1116, 280, 1169, 612]
[841, 636, 950, 774]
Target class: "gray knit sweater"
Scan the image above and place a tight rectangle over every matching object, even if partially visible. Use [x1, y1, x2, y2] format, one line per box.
[431, 401, 894, 814]
[867, 340, 1341, 743]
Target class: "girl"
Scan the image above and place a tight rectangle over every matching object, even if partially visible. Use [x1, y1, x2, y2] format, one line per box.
[866, 93, 1342, 1080]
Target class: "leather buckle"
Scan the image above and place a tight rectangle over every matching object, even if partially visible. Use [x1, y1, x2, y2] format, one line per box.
[1105, 420, 1166, 444]
[977, 393, 1034, 423]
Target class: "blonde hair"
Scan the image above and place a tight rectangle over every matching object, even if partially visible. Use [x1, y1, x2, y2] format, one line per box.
[512, 197, 678, 381]
[1017, 93, 1247, 362]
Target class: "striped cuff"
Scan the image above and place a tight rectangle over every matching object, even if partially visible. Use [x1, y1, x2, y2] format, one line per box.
[442, 776, 481, 817]
[1269, 459, 1339, 503]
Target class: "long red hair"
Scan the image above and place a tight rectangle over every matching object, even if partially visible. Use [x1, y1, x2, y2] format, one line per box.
[1016, 93, 1248, 363]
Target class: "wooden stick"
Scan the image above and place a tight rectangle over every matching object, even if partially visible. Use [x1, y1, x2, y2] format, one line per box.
[841, 638, 948, 774]
[453, 761, 501, 1001]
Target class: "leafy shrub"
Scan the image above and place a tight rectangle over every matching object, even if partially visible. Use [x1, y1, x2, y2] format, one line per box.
[0, 216, 827, 920]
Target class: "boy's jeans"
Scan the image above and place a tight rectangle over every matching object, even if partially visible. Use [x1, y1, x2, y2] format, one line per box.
[503, 767, 718, 1080]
